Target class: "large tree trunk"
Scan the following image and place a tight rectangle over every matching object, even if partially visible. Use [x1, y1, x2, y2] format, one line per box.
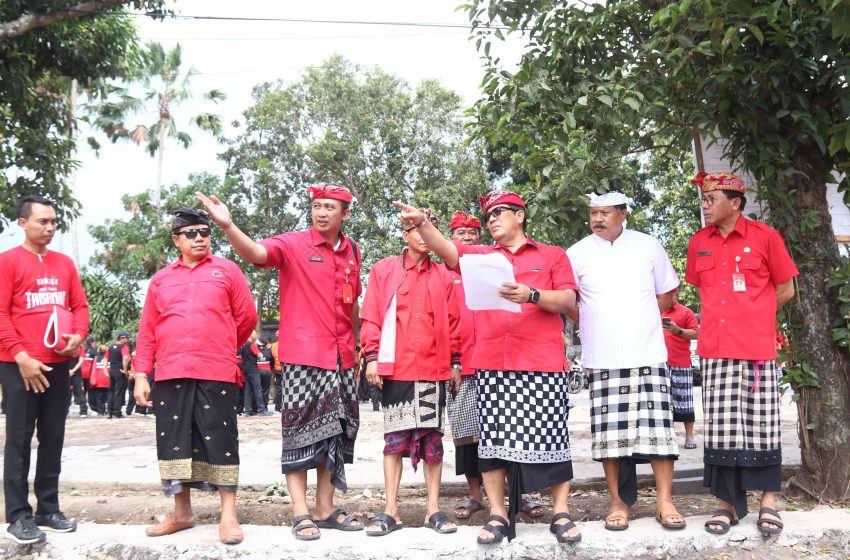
[770, 147, 850, 502]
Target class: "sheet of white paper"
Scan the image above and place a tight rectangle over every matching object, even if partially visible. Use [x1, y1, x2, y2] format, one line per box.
[458, 253, 522, 313]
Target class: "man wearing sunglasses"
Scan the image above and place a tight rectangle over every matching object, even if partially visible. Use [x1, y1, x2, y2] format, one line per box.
[133, 208, 257, 545]
[394, 191, 581, 546]
[196, 185, 363, 541]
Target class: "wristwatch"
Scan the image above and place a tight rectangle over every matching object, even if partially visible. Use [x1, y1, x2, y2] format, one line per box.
[527, 287, 541, 304]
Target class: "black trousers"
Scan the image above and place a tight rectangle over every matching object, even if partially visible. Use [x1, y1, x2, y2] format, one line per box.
[108, 368, 127, 417]
[242, 368, 263, 413]
[69, 372, 87, 414]
[259, 370, 271, 410]
[273, 372, 282, 411]
[92, 387, 108, 414]
[1, 360, 71, 523]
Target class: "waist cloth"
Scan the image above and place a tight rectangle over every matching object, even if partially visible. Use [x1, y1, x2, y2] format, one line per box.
[669, 365, 696, 422]
[701, 358, 782, 518]
[381, 378, 446, 470]
[280, 361, 359, 492]
[447, 375, 480, 478]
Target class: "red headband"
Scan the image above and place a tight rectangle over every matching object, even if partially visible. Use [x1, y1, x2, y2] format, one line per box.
[306, 183, 353, 203]
[691, 172, 746, 194]
[449, 211, 482, 231]
[478, 190, 526, 214]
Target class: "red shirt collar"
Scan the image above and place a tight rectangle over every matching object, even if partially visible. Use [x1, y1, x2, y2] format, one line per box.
[402, 249, 431, 270]
[309, 226, 350, 249]
[496, 236, 538, 252]
[708, 214, 748, 238]
[174, 252, 213, 269]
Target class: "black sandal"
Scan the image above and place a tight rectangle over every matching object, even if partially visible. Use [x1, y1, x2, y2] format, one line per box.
[424, 511, 457, 534]
[315, 508, 363, 531]
[549, 512, 582, 544]
[704, 509, 738, 535]
[757, 507, 783, 536]
[291, 514, 321, 541]
[477, 514, 509, 545]
[365, 513, 403, 537]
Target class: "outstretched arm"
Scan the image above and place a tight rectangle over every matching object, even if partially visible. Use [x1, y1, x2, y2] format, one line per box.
[196, 191, 269, 265]
[392, 201, 459, 268]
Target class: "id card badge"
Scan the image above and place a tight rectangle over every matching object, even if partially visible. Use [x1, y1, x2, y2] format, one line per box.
[343, 283, 354, 304]
[732, 272, 747, 292]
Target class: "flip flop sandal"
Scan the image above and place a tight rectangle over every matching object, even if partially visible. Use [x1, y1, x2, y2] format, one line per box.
[704, 509, 739, 535]
[315, 508, 364, 531]
[454, 499, 485, 520]
[656, 508, 687, 530]
[365, 513, 403, 537]
[549, 512, 582, 544]
[424, 511, 457, 534]
[291, 514, 321, 541]
[684, 439, 698, 449]
[476, 515, 509, 545]
[604, 510, 629, 531]
[757, 507, 784, 535]
[521, 499, 547, 518]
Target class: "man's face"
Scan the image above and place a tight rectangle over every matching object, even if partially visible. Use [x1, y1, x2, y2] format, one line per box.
[486, 205, 523, 241]
[403, 226, 431, 258]
[589, 206, 627, 240]
[250, 330, 258, 341]
[19, 203, 58, 248]
[701, 191, 739, 226]
[450, 227, 481, 246]
[311, 198, 349, 235]
[119, 336, 128, 346]
[172, 223, 211, 260]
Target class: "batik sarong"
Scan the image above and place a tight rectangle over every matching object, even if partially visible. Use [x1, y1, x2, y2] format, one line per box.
[702, 358, 782, 518]
[669, 365, 696, 422]
[154, 379, 239, 496]
[447, 376, 480, 478]
[381, 379, 446, 470]
[280, 362, 359, 492]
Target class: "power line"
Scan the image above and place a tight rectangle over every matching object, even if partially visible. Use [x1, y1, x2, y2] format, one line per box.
[145, 30, 469, 42]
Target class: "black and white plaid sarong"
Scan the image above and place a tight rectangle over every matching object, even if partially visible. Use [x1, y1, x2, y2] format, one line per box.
[701, 358, 781, 467]
[447, 376, 478, 446]
[587, 363, 678, 460]
[477, 370, 572, 463]
[280, 362, 360, 491]
[669, 366, 695, 422]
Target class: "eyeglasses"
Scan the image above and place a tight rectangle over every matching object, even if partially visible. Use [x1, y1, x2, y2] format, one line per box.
[701, 196, 724, 207]
[484, 206, 517, 222]
[175, 228, 211, 239]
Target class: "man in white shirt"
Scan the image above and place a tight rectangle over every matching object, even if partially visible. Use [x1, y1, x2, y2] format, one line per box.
[566, 192, 685, 532]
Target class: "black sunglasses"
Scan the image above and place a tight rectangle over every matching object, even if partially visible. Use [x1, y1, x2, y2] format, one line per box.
[175, 228, 211, 240]
[484, 206, 517, 222]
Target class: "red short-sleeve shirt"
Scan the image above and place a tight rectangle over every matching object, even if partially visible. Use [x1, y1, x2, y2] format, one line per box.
[661, 302, 699, 367]
[258, 227, 362, 371]
[453, 239, 577, 373]
[685, 216, 798, 360]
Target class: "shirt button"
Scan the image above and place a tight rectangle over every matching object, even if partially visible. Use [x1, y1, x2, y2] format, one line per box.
[720, 319, 725, 323]
[721, 300, 725, 304]
[721, 281, 726, 285]
[722, 262, 726, 266]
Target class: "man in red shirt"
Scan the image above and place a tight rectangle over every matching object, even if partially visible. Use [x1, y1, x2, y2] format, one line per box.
[0, 195, 89, 544]
[197, 184, 363, 540]
[133, 208, 256, 545]
[687, 172, 798, 536]
[394, 192, 581, 545]
[660, 290, 700, 448]
[360, 212, 461, 536]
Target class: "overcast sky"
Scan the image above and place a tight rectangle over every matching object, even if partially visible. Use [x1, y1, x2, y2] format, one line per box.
[1, 0, 523, 263]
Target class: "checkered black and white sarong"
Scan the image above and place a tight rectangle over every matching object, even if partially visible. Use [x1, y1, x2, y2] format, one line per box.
[701, 358, 781, 467]
[476, 370, 572, 464]
[587, 364, 678, 460]
[669, 366, 696, 422]
[447, 376, 478, 446]
[280, 362, 359, 491]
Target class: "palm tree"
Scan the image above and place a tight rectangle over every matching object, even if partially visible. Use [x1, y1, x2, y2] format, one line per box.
[93, 42, 225, 217]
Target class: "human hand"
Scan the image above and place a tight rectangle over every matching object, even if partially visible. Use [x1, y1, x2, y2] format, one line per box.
[451, 366, 462, 394]
[134, 377, 153, 408]
[55, 333, 83, 356]
[365, 360, 383, 390]
[499, 282, 531, 304]
[662, 320, 679, 333]
[14, 353, 51, 393]
[195, 191, 232, 228]
[392, 201, 426, 230]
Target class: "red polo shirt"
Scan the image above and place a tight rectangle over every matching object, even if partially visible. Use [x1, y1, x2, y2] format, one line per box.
[134, 254, 257, 382]
[392, 253, 439, 381]
[661, 302, 699, 367]
[686, 215, 798, 360]
[258, 227, 362, 371]
[447, 267, 476, 376]
[453, 239, 577, 373]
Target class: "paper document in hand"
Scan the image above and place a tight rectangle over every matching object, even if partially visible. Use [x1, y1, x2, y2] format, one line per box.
[458, 253, 522, 313]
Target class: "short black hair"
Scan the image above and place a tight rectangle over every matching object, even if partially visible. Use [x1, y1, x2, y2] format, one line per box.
[614, 203, 628, 212]
[16, 195, 55, 220]
[722, 190, 747, 212]
[341, 202, 350, 212]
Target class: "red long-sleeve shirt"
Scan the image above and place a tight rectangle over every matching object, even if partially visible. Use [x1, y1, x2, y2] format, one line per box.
[134, 254, 257, 383]
[0, 246, 89, 363]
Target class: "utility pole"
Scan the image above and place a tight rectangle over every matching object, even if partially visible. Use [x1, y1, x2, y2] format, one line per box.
[69, 78, 80, 266]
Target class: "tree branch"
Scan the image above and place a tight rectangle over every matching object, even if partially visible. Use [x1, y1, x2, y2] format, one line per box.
[0, 0, 127, 41]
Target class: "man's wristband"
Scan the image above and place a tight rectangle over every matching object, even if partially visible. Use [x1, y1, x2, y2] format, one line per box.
[676, 328, 683, 336]
[130, 373, 148, 380]
[451, 363, 462, 370]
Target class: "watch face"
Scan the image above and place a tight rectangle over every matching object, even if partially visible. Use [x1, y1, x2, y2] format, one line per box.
[530, 289, 540, 303]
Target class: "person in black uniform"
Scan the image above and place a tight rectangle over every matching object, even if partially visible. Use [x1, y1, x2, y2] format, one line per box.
[239, 331, 269, 416]
[106, 333, 130, 419]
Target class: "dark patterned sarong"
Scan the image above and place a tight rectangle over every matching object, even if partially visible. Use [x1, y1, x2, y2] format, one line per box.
[447, 375, 480, 478]
[154, 379, 239, 496]
[701, 358, 782, 518]
[381, 379, 446, 471]
[669, 366, 696, 422]
[280, 362, 359, 492]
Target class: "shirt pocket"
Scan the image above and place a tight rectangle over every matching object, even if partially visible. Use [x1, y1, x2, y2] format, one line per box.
[739, 253, 767, 288]
[695, 255, 716, 287]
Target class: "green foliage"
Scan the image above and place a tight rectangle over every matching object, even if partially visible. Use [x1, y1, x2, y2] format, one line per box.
[0, 2, 165, 232]
[220, 55, 490, 274]
[80, 270, 141, 343]
[265, 481, 289, 497]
